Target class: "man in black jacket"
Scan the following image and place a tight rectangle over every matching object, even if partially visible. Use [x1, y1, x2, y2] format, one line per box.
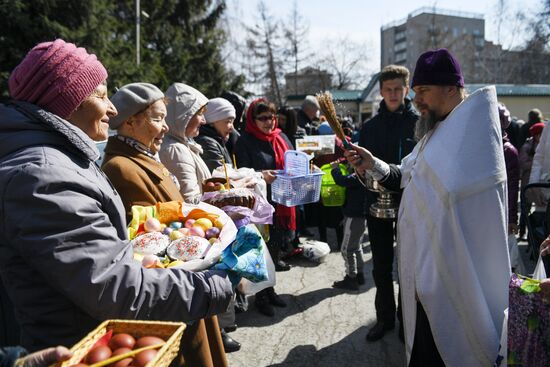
[359, 65, 418, 342]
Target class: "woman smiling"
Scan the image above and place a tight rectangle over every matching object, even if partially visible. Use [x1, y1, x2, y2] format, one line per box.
[101, 83, 182, 219]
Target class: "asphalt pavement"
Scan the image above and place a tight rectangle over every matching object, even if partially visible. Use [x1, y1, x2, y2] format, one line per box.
[226, 228, 406, 367]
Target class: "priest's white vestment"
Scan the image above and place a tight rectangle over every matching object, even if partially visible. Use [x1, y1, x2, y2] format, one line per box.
[397, 86, 511, 366]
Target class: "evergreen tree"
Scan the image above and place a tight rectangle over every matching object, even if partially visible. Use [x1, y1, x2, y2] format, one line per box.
[0, 0, 243, 98]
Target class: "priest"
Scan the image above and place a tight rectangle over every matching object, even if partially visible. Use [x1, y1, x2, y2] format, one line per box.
[346, 49, 510, 366]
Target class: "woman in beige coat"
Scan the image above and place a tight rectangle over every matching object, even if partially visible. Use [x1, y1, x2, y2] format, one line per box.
[160, 83, 212, 203]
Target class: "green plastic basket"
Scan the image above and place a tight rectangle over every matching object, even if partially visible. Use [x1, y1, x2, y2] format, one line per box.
[320, 163, 347, 207]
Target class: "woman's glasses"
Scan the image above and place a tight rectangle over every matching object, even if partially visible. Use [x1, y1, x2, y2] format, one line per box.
[255, 115, 276, 122]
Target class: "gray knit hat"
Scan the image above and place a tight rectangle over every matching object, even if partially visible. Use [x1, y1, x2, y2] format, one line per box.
[109, 82, 164, 129]
[204, 98, 236, 123]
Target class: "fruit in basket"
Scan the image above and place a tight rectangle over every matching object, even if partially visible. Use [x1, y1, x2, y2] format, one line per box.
[205, 227, 220, 239]
[194, 218, 213, 231]
[109, 333, 137, 350]
[143, 218, 161, 233]
[85, 345, 112, 364]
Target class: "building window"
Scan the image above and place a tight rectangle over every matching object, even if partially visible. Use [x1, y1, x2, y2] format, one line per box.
[473, 29, 481, 36]
[394, 41, 407, 52]
[453, 28, 459, 37]
[395, 51, 406, 63]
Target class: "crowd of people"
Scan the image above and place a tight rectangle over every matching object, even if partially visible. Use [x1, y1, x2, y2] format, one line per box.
[0, 38, 549, 367]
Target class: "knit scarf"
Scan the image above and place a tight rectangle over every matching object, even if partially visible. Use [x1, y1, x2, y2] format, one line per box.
[245, 98, 296, 230]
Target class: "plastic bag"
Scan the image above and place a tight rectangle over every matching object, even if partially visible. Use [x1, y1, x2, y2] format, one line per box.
[320, 163, 346, 207]
[238, 226, 276, 295]
[211, 166, 268, 199]
[507, 274, 550, 366]
[201, 189, 274, 226]
[300, 240, 330, 263]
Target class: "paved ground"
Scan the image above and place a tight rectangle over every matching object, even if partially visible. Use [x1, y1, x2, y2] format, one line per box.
[225, 228, 539, 367]
[226, 228, 405, 367]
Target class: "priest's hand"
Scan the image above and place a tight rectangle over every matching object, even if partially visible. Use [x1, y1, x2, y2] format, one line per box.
[343, 144, 375, 171]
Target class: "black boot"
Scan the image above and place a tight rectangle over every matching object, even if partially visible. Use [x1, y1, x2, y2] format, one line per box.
[221, 329, 241, 353]
[267, 287, 287, 307]
[332, 275, 359, 291]
[356, 272, 365, 285]
[275, 259, 291, 271]
[366, 320, 395, 342]
[255, 289, 274, 316]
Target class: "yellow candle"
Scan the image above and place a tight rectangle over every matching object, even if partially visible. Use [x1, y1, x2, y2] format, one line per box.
[221, 157, 230, 190]
[232, 154, 237, 169]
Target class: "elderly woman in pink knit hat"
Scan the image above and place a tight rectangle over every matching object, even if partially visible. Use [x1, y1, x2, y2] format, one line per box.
[0, 39, 233, 365]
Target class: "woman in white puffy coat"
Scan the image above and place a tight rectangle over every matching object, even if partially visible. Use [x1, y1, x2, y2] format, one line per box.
[160, 83, 212, 203]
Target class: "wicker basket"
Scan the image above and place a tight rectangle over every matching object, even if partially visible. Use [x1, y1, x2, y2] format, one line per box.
[58, 319, 186, 367]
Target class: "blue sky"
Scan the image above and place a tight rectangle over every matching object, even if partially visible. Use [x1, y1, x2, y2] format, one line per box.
[225, 0, 542, 74]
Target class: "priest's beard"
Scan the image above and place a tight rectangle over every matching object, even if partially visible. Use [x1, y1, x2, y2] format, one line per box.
[414, 109, 439, 141]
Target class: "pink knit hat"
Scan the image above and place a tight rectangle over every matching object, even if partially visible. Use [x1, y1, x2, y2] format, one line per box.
[8, 39, 107, 119]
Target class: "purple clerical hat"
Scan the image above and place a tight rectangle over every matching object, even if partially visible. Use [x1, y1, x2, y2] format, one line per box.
[411, 48, 464, 88]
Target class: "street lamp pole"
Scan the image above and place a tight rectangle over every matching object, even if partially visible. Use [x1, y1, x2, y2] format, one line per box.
[136, 0, 140, 66]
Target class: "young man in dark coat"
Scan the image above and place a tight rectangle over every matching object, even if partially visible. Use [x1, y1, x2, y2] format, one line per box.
[359, 65, 418, 342]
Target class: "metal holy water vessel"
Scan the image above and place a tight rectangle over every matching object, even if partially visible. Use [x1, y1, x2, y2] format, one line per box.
[365, 176, 399, 219]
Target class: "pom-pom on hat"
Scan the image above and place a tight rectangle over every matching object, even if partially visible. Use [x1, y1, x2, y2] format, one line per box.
[108, 83, 165, 129]
[8, 39, 107, 119]
[411, 48, 464, 88]
[204, 98, 236, 124]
